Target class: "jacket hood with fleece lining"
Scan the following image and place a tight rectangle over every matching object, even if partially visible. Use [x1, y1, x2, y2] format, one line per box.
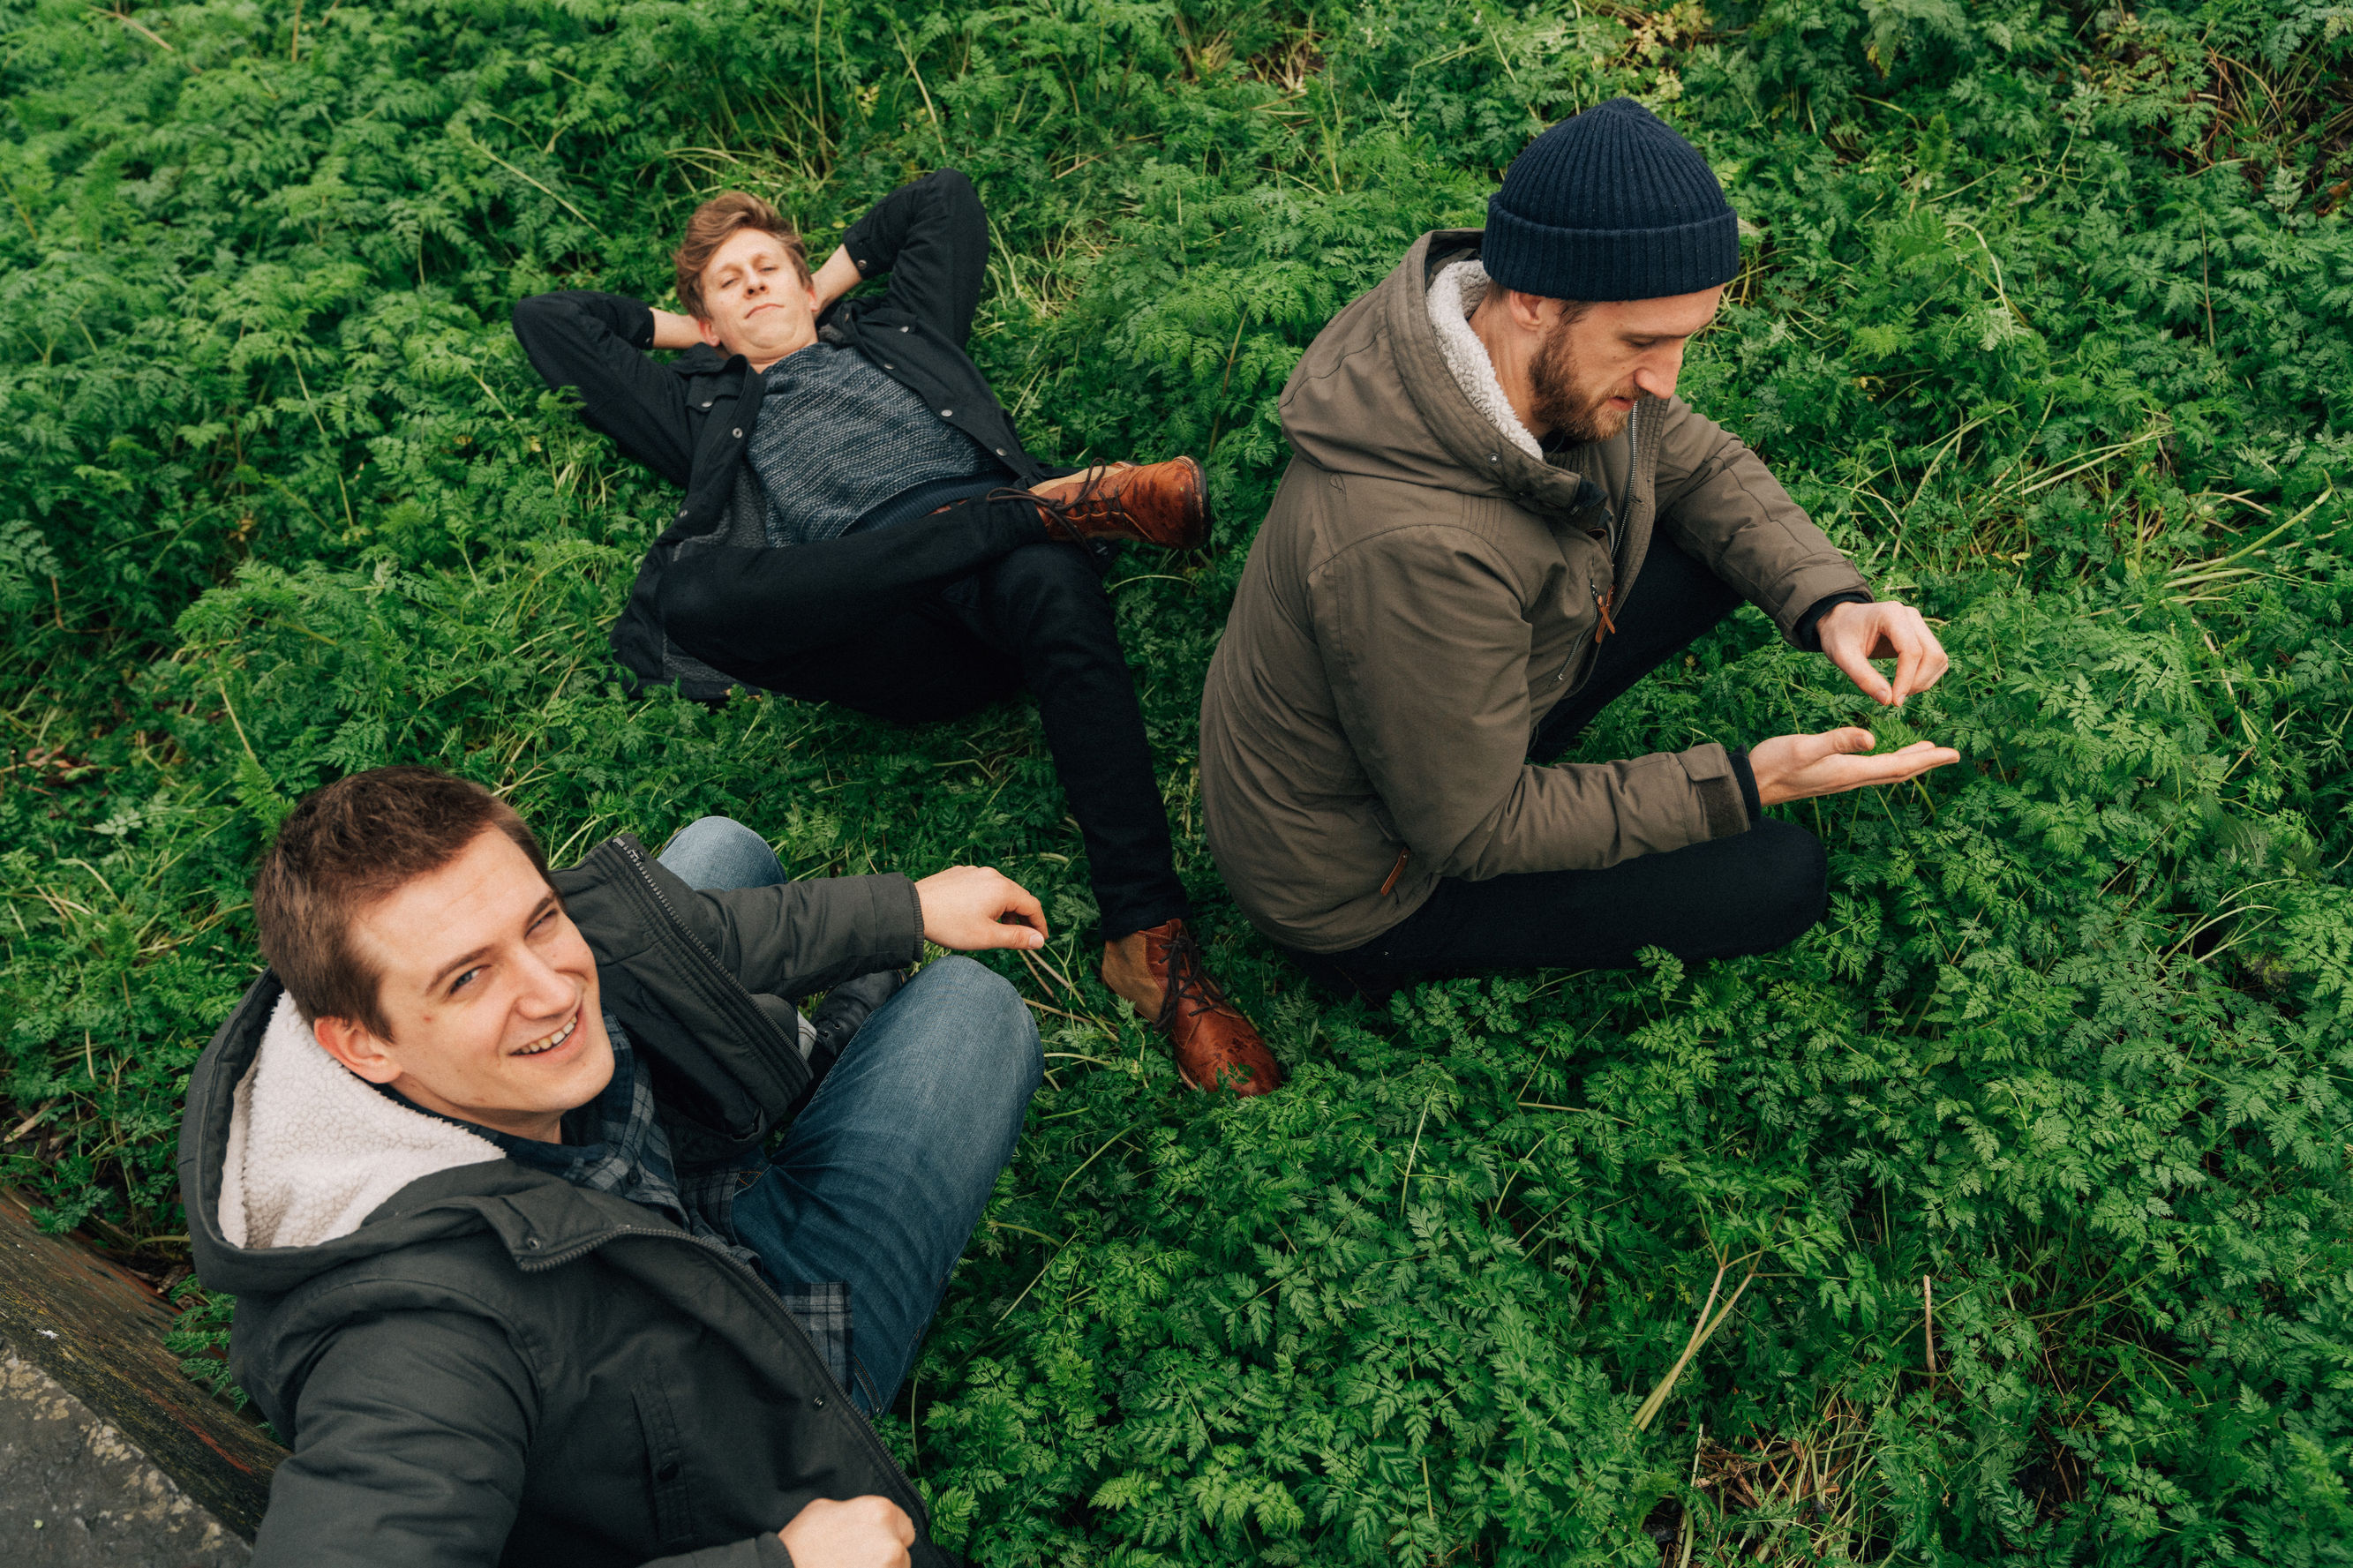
[1274, 229, 1613, 520]
[216, 990, 506, 1252]
[182, 972, 618, 1307]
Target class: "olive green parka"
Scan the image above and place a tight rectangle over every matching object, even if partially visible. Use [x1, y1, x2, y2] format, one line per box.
[1199, 231, 1872, 952]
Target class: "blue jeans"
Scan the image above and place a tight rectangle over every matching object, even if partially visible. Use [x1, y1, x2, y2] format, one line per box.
[657, 817, 1043, 1414]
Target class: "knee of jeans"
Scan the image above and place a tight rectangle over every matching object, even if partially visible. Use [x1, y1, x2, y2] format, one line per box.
[657, 816, 779, 889]
[916, 956, 1045, 1098]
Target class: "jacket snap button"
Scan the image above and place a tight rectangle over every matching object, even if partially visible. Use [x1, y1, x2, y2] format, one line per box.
[883, 364, 893, 370]
[522, 1236, 540, 1250]
[812, 1396, 826, 1409]
[701, 400, 712, 409]
[732, 428, 742, 439]
[1488, 454, 1500, 462]
[995, 448, 1006, 456]
[940, 409, 953, 417]
[900, 325, 910, 333]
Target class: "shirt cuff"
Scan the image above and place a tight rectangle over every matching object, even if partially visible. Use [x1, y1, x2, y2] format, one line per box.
[1792, 591, 1873, 653]
[1729, 748, 1763, 828]
[611, 297, 656, 353]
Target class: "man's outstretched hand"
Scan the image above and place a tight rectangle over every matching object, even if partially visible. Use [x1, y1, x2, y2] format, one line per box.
[914, 866, 1049, 951]
[1817, 600, 1950, 706]
[1750, 726, 1960, 807]
[778, 1495, 914, 1567]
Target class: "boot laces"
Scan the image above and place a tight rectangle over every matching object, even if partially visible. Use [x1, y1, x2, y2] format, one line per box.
[1013, 468, 1126, 543]
[1152, 922, 1230, 1030]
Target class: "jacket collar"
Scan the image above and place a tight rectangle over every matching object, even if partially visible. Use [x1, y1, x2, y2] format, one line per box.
[1380, 230, 1610, 521]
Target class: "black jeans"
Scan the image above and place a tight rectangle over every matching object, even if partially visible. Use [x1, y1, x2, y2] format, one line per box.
[1287, 538, 1830, 999]
[660, 495, 1188, 940]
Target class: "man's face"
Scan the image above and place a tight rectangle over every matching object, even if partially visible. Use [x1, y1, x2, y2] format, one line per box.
[1530, 285, 1726, 443]
[695, 227, 820, 369]
[318, 829, 613, 1143]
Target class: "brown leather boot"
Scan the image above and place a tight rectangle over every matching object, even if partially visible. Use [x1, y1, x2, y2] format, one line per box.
[1028, 457, 1209, 550]
[1102, 919, 1283, 1096]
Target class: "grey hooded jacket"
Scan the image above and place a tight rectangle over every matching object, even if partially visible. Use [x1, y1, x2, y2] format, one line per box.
[1199, 231, 1871, 952]
[177, 834, 958, 1568]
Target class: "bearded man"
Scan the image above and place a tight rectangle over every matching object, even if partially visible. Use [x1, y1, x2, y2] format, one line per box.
[514, 171, 1278, 1095]
[1200, 99, 1960, 996]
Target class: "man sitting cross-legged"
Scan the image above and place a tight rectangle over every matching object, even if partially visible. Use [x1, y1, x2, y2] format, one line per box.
[180, 765, 1054, 1566]
[513, 169, 1279, 1096]
[1201, 100, 1962, 997]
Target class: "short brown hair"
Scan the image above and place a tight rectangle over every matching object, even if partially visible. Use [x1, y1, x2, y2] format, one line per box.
[252, 767, 550, 1036]
[674, 191, 808, 319]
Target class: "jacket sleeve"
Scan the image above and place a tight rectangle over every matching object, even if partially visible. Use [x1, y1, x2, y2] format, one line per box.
[837, 169, 989, 348]
[665, 859, 928, 1000]
[1650, 394, 1871, 643]
[251, 1309, 534, 1568]
[253, 1307, 796, 1568]
[1311, 525, 1748, 882]
[512, 290, 698, 489]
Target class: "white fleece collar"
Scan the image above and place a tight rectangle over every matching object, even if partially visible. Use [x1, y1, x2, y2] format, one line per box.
[1425, 259, 1543, 462]
[217, 992, 505, 1250]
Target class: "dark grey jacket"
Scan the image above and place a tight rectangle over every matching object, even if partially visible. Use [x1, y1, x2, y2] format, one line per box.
[178, 835, 957, 1568]
[513, 169, 1044, 699]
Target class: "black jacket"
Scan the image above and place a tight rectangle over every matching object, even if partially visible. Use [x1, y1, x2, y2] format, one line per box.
[177, 837, 960, 1568]
[514, 171, 1046, 698]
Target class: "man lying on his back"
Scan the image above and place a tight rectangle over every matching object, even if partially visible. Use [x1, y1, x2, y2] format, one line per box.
[180, 765, 1052, 1566]
[512, 170, 1280, 1097]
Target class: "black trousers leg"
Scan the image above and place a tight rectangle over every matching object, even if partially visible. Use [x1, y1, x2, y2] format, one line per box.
[1284, 821, 1829, 999]
[1295, 537, 1824, 999]
[750, 600, 1025, 722]
[950, 544, 1190, 940]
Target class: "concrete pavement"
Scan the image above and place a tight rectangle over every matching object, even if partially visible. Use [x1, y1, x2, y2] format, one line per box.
[0, 1339, 249, 1567]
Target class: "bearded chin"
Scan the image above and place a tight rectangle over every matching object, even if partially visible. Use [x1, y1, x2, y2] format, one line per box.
[1529, 319, 1626, 446]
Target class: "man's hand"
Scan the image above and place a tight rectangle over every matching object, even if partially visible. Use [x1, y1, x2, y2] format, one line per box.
[778, 1496, 914, 1568]
[1817, 600, 1950, 706]
[914, 866, 1048, 951]
[1750, 726, 1959, 807]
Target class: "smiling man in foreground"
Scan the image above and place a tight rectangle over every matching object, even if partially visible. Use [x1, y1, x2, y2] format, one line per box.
[181, 766, 1052, 1566]
[1201, 99, 1960, 996]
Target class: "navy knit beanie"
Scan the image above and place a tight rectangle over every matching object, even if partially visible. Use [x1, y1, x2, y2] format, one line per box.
[1483, 98, 1739, 303]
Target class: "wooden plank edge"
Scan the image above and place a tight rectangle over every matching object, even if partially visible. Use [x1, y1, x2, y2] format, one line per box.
[0, 1188, 282, 1540]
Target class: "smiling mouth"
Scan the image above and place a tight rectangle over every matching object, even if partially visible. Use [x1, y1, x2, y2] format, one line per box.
[514, 1009, 580, 1057]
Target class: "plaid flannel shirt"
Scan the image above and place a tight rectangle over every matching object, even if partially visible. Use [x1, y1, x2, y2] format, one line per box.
[385, 1016, 854, 1391]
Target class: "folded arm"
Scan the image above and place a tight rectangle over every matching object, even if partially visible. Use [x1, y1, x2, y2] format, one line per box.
[1312, 526, 1748, 883]
[511, 290, 696, 487]
[836, 169, 990, 347]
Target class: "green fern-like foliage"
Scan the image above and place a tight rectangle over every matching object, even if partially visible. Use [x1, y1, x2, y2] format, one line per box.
[6, 0, 2353, 1560]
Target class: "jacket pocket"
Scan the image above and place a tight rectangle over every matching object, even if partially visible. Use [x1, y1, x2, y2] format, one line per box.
[631, 1372, 698, 1550]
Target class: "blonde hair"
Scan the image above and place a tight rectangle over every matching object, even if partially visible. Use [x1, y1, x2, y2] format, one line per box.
[673, 191, 809, 319]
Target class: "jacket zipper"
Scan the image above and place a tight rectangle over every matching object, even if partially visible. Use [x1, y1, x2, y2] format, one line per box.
[522, 1220, 935, 1532]
[612, 837, 803, 1092]
[590, 846, 918, 1520]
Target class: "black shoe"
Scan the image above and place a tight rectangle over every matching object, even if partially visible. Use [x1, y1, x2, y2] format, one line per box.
[805, 968, 907, 1086]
